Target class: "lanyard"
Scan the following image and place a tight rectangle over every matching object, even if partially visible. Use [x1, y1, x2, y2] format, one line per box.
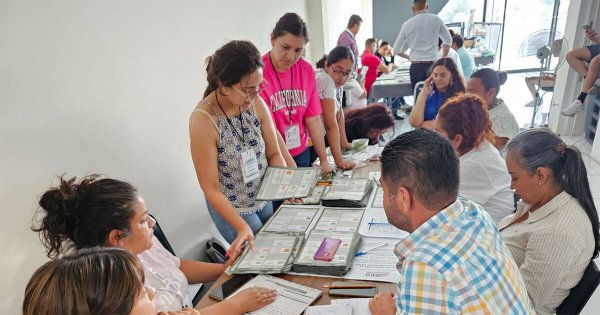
[268, 52, 294, 124]
[139, 258, 189, 307]
[215, 92, 246, 146]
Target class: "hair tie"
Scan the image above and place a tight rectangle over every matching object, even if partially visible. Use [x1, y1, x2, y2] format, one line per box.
[556, 141, 566, 156]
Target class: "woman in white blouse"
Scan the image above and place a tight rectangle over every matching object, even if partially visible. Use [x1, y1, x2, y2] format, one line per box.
[499, 128, 600, 314]
[467, 68, 519, 156]
[434, 94, 514, 223]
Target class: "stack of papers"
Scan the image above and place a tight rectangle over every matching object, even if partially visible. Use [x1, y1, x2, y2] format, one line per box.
[304, 304, 353, 315]
[228, 233, 302, 274]
[293, 230, 362, 276]
[321, 178, 374, 208]
[230, 274, 322, 315]
[312, 208, 364, 233]
[261, 206, 320, 235]
[256, 167, 320, 201]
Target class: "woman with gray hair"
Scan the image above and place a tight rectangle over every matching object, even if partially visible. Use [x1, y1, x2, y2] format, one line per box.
[499, 128, 600, 314]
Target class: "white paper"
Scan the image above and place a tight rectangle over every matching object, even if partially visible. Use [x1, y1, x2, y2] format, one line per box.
[368, 186, 384, 209]
[343, 237, 402, 283]
[331, 298, 372, 315]
[304, 304, 353, 315]
[358, 208, 409, 239]
[231, 275, 322, 315]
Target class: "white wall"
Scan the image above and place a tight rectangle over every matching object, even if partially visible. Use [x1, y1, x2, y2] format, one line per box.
[0, 0, 312, 313]
[321, 0, 373, 56]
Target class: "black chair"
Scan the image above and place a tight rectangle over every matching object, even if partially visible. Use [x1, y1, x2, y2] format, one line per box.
[148, 214, 213, 306]
[556, 259, 600, 314]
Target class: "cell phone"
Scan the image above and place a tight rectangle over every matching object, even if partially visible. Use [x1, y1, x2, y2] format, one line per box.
[583, 21, 594, 30]
[314, 237, 341, 261]
[208, 274, 254, 301]
[329, 286, 378, 298]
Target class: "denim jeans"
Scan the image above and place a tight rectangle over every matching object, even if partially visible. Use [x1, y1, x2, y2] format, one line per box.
[293, 147, 311, 167]
[206, 201, 274, 244]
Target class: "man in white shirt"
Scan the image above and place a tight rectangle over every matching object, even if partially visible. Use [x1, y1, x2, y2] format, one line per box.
[393, 0, 452, 89]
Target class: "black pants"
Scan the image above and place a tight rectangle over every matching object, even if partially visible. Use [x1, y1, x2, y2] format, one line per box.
[409, 62, 434, 89]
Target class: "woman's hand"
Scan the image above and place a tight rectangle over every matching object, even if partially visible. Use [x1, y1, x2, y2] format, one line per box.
[336, 159, 355, 170]
[158, 307, 201, 315]
[369, 292, 398, 315]
[342, 142, 354, 150]
[229, 287, 277, 313]
[320, 162, 333, 174]
[422, 76, 433, 95]
[284, 198, 304, 204]
[226, 225, 254, 258]
[586, 27, 598, 41]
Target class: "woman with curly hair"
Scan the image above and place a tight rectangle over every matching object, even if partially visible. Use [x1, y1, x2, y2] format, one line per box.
[345, 103, 395, 145]
[434, 94, 514, 223]
[409, 57, 465, 129]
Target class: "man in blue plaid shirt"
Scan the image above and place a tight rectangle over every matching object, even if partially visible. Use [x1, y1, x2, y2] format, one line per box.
[369, 129, 533, 314]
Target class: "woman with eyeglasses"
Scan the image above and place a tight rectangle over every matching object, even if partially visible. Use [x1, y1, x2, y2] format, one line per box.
[31, 175, 277, 314]
[190, 41, 286, 257]
[258, 13, 339, 171]
[312, 46, 356, 169]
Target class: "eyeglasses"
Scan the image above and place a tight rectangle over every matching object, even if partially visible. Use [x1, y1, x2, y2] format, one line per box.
[331, 67, 352, 78]
[233, 80, 269, 101]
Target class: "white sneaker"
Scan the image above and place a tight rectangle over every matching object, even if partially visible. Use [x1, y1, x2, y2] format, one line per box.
[525, 98, 543, 108]
[561, 100, 585, 116]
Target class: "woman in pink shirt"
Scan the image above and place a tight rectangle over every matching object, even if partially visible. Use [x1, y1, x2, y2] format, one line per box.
[259, 13, 338, 171]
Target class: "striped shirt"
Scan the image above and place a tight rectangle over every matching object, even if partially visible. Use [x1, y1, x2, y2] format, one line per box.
[394, 197, 533, 314]
[499, 191, 595, 315]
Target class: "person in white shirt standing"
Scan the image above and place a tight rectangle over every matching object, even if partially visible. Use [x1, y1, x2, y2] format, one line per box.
[393, 0, 452, 90]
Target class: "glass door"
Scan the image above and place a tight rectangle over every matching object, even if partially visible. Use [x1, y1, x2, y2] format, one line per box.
[492, 0, 570, 72]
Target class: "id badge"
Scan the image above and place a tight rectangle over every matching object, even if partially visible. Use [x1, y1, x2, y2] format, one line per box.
[240, 148, 260, 184]
[285, 124, 301, 150]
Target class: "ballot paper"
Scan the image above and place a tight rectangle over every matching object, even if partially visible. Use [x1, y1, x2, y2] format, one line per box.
[261, 205, 321, 235]
[228, 234, 302, 274]
[304, 304, 353, 315]
[256, 166, 320, 200]
[369, 186, 384, 209]
[342, 237, 402, 283]
[230, 274, 322, 315]
[331, 298, 372, 315]
[358, 208, 409, 239]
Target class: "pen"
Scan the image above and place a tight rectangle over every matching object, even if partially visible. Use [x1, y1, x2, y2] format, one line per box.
[323, 283, 376, 289]
[355, 243, 389, 256]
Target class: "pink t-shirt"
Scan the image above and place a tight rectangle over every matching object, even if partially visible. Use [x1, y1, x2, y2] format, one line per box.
[360, 50, 382, 94]
[259, 52, 322, 157]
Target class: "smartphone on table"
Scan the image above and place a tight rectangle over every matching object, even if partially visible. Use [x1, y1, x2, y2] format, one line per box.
[208, 274, 255, 301]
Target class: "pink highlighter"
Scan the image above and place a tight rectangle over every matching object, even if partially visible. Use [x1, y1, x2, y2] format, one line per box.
[314, 237, 342, 261]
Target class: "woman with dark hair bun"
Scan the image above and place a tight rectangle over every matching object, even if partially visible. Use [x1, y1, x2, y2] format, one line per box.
[190, 40, 286, 254]
[499, 128, 600, 314]
[468, 68, 519, 155]
[31, 175, 276, 314]
[409, 57, 465, 129]
[345, 103, 395, 145]
[435, 94, 514, 223]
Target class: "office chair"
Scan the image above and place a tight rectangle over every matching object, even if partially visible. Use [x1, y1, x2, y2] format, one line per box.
[148, 214, 213, 306]
[413, 81, 425, 105]
[556, 259, 600, 314]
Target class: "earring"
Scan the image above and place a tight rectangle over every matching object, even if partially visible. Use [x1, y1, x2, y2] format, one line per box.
[118, 241, 124, 247]
[538, 182, 542, 186]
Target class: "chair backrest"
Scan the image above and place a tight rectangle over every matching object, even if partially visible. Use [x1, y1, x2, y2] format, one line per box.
[556, 259, 600, 314]
[414, 81, 425, 103]
[149, 213, 176, 256]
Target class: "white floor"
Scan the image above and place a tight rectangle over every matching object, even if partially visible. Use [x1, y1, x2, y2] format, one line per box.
[390, 79, 600, 311]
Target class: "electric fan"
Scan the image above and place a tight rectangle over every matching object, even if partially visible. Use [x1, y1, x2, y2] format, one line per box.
[518, 30, 569, 127]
